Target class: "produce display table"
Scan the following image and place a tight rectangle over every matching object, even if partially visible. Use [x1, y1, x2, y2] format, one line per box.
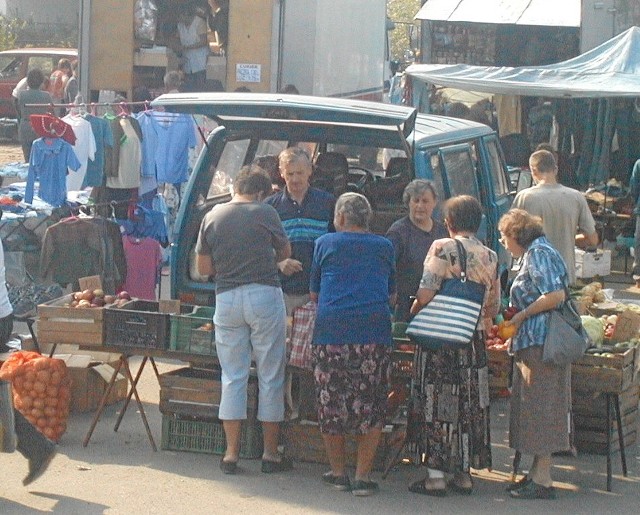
[79, 345, 220, 451]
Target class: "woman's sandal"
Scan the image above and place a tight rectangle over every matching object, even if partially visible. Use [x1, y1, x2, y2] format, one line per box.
[447, 475, 474, 495]
[408, 478, 447, 497]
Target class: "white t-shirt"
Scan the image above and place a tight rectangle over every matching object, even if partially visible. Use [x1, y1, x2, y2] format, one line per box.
[12, 77, 28, 99]
[62, 114, 97, 191]
[178, 16, 209, 74]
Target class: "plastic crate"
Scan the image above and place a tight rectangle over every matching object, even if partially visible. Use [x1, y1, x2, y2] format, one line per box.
[169, 306, 216, 355]
[161, 414, 263, 458]
[104, 300, 192, 350]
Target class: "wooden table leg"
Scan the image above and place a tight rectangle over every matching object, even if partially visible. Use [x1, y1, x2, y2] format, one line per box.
[114, 356, 148, 432]
[606, 394, 612, 492]
[121, 358, 157, 451]
[83, 356, 125, 447]
[150, 356, 161, 382]
[614, 394, 628, 477]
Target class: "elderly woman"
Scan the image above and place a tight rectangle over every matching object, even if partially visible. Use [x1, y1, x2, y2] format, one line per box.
[409, 195, 500, 496]
[386, 179, 448, 321]
[310, 192, 396, 497]
[498, 209, 570, 500]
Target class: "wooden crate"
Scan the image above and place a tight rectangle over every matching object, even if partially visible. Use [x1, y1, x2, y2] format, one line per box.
[571, 346, 638, 394]
[159, 367, 257, 419]
[487, 348, 511, 397]
[283, 421, 393, 472]
[573, 384, 639, 418]
[37, 294, 105, 346]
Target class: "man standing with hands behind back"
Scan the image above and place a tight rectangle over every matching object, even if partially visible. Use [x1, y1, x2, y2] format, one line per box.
[513, 149, 598, 285]
[265, 147, 335, 314]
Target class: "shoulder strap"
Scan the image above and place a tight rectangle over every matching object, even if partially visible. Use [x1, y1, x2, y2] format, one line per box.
[454, 239, 469, 282]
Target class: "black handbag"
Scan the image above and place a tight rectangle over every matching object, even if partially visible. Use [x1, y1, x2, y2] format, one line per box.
[406, 239, 486, 350]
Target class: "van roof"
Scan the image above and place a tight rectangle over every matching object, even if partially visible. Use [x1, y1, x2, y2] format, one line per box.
[153, 92, 493, 148]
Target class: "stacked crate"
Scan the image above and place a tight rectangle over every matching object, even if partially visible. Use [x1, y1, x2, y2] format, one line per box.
[158, 366, 262, 458]
[571, 345, 640, 454]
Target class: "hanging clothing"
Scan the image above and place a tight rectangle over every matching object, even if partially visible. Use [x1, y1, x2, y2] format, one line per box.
[62, 113, 97, 191]
[40, 216, 127, 293]
[118, 204, 169, 246]
[106, 117, 142, 189]
[122, 235, 162, 300]
[82, 114, 114, 188]
[25, 137, 81, 207]
[136, 110, 197, 185]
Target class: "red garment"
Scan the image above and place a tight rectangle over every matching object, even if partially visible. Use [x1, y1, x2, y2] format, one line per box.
[29, 114, 76, 145]
[122, 235, 162, 300]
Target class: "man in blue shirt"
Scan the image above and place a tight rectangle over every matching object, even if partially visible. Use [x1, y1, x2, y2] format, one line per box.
[265, 147, 335, 314]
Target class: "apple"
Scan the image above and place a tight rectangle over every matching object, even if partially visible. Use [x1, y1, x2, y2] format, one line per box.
[104, 295, 116, 304]
[77, 299, 91, 308]
[73, 291, 84, 301]
[117, 291, 131, 301]
[81, 289, 94, 302]
[92, 297, 106, 307]
[93, 288, 105, 298]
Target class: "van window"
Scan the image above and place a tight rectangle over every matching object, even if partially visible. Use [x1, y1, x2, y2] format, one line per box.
[439, 144, 479, 198]
[486, 138, 510, 196]
[28, 56, 56, 77]
[206, 138, 250, 198]
[256, 140, 287, 157]
[0, 57, 21, 79]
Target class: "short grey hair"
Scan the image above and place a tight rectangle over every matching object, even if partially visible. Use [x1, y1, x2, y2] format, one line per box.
[164, 71, 182, 91]
[335, 192, 372, 230]
[402, 179, 437, 206]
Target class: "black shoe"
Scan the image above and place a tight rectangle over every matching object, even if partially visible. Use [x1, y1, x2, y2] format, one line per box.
[23, 443, 57, 486]
[261, 456, 293, 473]
[506, 475, 531, 492]
[509, 480, 556, 500]
[219, 457, 238, 475]
[351, 480, 379, 497]
[322, 471, 351, 491]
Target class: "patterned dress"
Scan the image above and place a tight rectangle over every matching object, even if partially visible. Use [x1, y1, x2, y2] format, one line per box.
[414, 236, 500, 472]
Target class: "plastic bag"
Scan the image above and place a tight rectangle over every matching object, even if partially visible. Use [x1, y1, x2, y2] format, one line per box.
[134, 0, 158, 46]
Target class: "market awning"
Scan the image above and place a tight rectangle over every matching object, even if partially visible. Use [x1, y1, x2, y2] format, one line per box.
[405, 27, 640, 98]
[415, 0, 581, 28]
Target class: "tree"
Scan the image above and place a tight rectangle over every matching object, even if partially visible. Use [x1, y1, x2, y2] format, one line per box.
[387, 0, 422, 63]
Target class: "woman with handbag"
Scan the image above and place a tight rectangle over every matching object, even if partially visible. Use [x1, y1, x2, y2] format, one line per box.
[498, 209, 571, 500]
[310, 192, 396, 497]
[408, 195, 500, 496]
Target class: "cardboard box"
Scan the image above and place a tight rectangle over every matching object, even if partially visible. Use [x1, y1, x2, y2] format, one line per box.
[611, 310, 640, 343]
[57, 353, 127, 413]
[575, 249, 611, 278]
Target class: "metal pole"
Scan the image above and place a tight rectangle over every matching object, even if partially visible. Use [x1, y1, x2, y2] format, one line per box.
[79, 0, 92, 103]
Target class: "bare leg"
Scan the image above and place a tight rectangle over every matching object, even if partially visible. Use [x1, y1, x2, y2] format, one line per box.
[222, 420, 241, 462]
[322, 433, 347, 476]
[262, 421, 281, 461]
[354, 428, 382, 481]
[530, 454, 552, 487]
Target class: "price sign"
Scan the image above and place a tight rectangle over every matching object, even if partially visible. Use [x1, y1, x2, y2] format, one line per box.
[236, 63, 261, 83]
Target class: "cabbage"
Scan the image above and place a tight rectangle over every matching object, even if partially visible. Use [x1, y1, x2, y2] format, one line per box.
[581, 315, 605, 347]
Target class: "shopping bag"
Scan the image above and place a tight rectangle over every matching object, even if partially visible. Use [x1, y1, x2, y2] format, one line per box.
[543, 299, 591, 366]
[406, 240, 485, 351]
[288, 301, 316, 370]
[1, 379, 17, 453]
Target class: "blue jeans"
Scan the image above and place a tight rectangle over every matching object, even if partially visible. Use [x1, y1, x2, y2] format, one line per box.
[214, 284, 286, 422]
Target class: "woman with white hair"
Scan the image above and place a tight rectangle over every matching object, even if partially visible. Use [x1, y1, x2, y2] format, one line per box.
[310, 192, 396, 497]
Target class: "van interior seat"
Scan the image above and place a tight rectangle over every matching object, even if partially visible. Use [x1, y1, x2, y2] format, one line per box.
[366, 157, 410, 207]
[312, 151, 349, 196]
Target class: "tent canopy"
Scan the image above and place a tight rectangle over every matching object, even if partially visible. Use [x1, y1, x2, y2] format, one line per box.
[415, 0, 580, 27]
[406, 27, 640, 98]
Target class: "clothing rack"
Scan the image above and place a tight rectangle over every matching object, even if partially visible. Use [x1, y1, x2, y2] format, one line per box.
[23, 100, 209, 148]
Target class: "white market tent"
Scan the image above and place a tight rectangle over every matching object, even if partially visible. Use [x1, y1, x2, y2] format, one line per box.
[406, 26, 640, 99]
[414, 0, 580, 28]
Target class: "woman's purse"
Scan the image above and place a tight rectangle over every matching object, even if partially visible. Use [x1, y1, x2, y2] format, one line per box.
[543, 291, 591, 366]
[406, 239, 485, 350]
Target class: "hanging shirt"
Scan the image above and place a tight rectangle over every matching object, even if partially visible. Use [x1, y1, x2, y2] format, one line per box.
[25, 137, 81, 207]
[122, 235, 162, 300]
[82, 114, 114, 188]
[106, 117, 142, 189]
[62, 113, 97, 191]
[136, 110, 197, 185]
